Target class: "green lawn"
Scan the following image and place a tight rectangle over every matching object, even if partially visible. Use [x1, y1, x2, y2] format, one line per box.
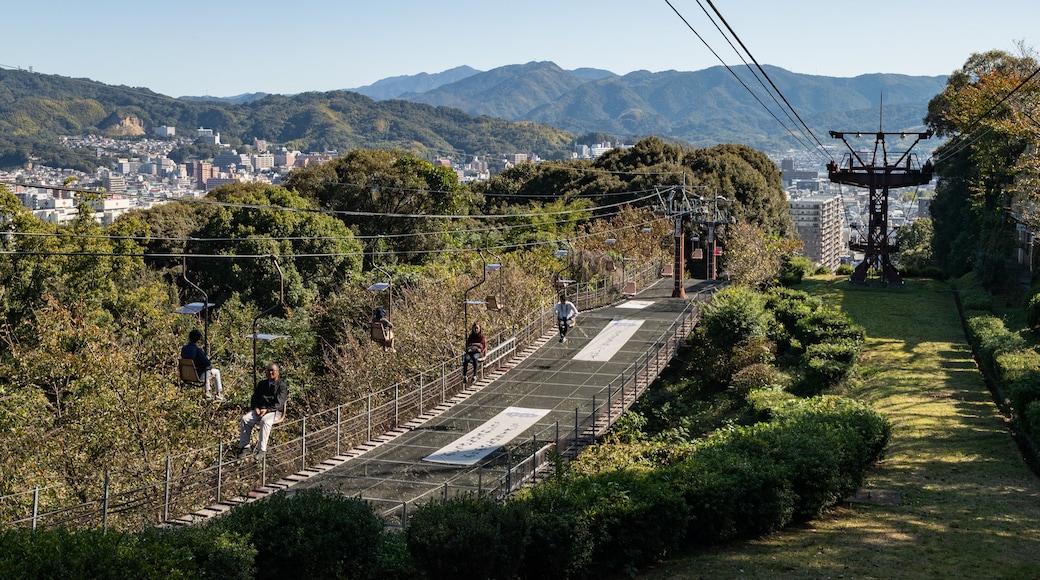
[640, 277, 1040, 580]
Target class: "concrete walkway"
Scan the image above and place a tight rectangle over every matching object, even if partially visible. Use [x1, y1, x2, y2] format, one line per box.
[282, 278, 714, 520]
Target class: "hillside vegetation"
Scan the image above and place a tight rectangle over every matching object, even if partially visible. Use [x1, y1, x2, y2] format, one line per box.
[0, 68, 575, 171]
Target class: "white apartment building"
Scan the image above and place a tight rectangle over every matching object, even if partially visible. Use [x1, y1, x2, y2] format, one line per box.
[790, 194, 846, 270]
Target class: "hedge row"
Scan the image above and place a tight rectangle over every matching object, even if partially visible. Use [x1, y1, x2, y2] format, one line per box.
[965, 313, 1040, 437]
[403, 395, 890, 578]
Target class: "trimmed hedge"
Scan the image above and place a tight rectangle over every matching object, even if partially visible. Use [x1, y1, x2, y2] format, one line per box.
[207, 489, 385, 580]
[406, 495, 529, 580]
[0, 525, 255, 580]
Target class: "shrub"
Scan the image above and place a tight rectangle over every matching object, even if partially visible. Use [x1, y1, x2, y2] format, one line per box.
[778, 255, 814, 286]
[793, 308, 865, 346]
[836, 264, 855, 275]
[1025, 400, 1040, 438]
[960, 288, 994, 312]
[406, 495, 528, 580]
[699, 287, 772, 352]
[965, 315, 1026, 375]
[514, 485, 595, 580]
[796, 356, 853, 395]
[814, 265, 832, 275]
[208, 489, 384, 580]
[0, 526, 255, 579]
[559, 470, 690, 576]
[371, 529, 418, 580]
[669, 446, 795, 545]
[730, 363, 784, 397]
[1027, 292, 1040, 330]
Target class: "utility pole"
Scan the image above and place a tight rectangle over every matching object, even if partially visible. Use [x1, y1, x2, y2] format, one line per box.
[827, 130, 933, 284]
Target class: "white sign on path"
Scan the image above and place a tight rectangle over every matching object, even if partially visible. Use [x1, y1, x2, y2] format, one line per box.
[617, 300, 654, 309]
[423, 407, 550, 466]
[573, 318, 644, 362]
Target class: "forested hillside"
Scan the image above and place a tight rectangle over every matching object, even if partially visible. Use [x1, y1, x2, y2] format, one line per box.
[0, 69, 575, 171]
[365, 61, 947, 151]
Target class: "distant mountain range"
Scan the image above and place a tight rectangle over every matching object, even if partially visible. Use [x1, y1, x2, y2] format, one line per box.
[346, 61, 947, 153]
[0, 62, 946, 172]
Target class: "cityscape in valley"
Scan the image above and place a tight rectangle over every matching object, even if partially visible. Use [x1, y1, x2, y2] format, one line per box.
[0, 122, 934, 272]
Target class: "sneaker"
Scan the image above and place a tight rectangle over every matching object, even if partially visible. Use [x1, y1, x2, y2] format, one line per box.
[255, 451, 266, 462]
[215, 394, 225, 402]
[204, 391, 213, 400]
[559, 336, 564, 343]
[237, 446, 251, 459]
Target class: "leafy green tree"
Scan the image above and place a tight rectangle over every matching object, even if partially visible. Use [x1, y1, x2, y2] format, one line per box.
[197, 183, 363, 308]
[925, 50, 1038, 282]
[896, 218, 935, 272]
[284, 150, 473, 262]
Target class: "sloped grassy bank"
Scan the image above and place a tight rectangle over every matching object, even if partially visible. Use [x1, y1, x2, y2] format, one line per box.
[640, 276, 1040, 580]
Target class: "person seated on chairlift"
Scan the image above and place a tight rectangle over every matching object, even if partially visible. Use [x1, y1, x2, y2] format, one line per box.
[461, 322, 486, 383]
[181, 329, 224, 401]
[371, 306, 395, 351]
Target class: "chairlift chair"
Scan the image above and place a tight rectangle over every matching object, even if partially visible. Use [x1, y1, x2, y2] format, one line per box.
[178, 357, 204, 388]
[484, 254, 503, 311]
[661, 263, 674, 277]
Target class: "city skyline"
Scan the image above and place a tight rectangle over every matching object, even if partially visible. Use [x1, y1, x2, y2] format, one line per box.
[4, 0, 1038, 98]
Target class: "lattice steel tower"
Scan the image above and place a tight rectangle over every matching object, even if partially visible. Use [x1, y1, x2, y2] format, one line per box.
[827, 130, 933, 284]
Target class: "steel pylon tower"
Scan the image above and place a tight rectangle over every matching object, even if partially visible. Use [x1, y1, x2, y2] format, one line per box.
[827, 130, 933, 284]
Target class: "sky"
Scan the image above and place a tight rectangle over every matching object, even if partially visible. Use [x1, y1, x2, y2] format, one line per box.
[4, 0, 1039, 98]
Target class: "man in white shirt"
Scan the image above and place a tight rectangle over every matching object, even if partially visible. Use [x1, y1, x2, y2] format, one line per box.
[552, 294, 578, 342]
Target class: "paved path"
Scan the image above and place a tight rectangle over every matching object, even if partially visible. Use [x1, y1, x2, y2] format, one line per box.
[283, 279, 715, 518]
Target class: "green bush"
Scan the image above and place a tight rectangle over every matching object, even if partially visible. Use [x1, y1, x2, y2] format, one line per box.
[669, 446, 795, 544]
[836, 264, 855, 275]
[793, 309, 865, 346]
[1005, 368, 1040, 428]
[371, 529, 418, 580]
[1025, 400, 1040, 438]
[796, 356, 853, 395]
[730, 363, 784, 397]
[960, 288, 994, 312]
[406, 495, 529, 580]
[1027, 292, 1040, 330]
[814, 265, 832, 275]
[965, 315, 1026, 376]
[208, 489, 384, 580]
[559, 470, 690, 576]
[514, 485, 595, 580]
[0, 526, 255, 579]
[699, 287, 772, 352]
[778, 255, 814, 286]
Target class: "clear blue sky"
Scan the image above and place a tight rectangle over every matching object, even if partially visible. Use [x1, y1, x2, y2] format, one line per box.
[4, 0, 1038, 97]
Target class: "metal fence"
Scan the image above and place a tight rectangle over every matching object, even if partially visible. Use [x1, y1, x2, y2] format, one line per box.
[1, 263, 672, 531]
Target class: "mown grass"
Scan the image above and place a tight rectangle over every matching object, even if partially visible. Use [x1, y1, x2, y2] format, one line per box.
[639, 276, 1040, 580]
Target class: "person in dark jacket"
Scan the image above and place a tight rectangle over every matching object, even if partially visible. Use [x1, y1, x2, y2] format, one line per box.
[461, 322, 486, 383]
[181, 329, 223, 400]
[237, 363, 288, 461]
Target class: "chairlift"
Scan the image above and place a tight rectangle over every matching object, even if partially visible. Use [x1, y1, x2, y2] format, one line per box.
[463, 249, 490, 332]
[175, 258, 215, 388]
[248, 255, 287, 384]
[484, 248, 504, 311]
[368, 250, 395, 350]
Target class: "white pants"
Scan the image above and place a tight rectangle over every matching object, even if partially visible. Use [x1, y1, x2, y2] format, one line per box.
[239, 409, 281, 451]
[203, 368, 222, 393]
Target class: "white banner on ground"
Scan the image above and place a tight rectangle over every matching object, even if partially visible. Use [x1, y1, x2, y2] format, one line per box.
[423, 407, 550, 465]
[573, 318, 644, 362]
[617, 300, 654, 309]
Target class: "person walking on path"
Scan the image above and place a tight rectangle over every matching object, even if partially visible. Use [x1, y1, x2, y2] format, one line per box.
[552, 294, 578, 342]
